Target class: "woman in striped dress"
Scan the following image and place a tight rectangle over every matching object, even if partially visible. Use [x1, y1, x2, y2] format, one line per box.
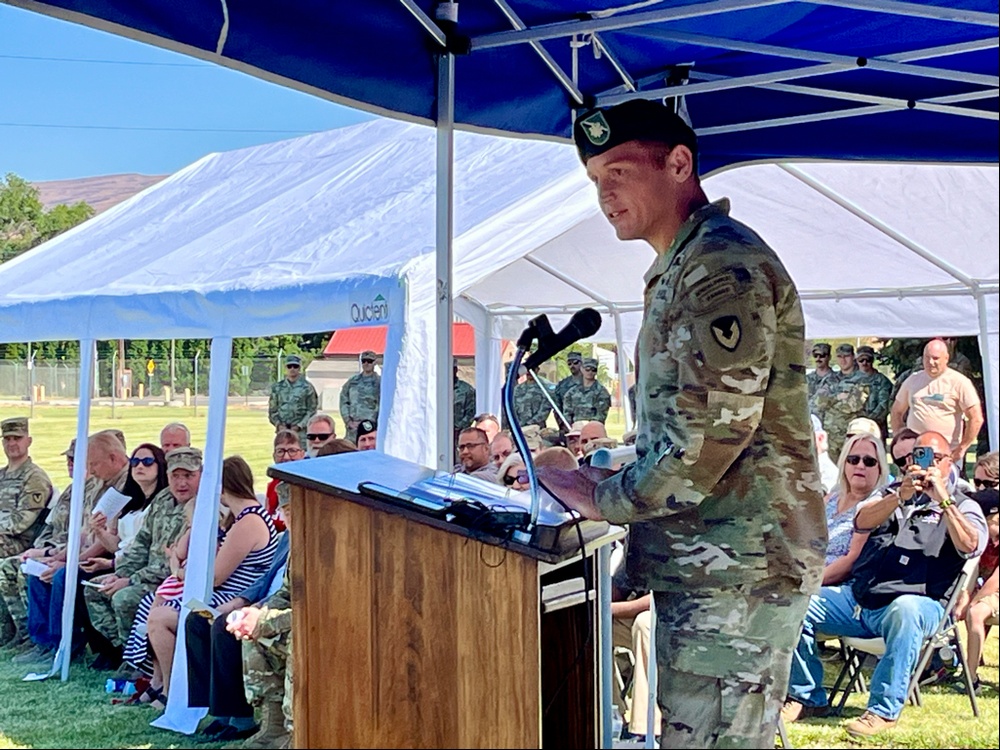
[127, 456, 279, 707]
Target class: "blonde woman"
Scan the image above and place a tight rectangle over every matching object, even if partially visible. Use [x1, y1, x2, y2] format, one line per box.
[822, 433, 890, 585]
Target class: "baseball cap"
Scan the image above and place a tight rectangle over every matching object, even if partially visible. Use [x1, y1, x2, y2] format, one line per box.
[836, 343, 855, 356]
[582, 357, 599, 370]
[166, 446, 203, 473]
[62, 438, 77, 458]
[972, 488, 998, 517]
[285, 354, 302, 366]
[360, 350, 377, 362]
[846, 417, 882, 440]
[567, 351, 583, 363]
[1, 417, 28, 437]
[856, 345, 876, 360]
[811, 343, 831, 356]
[573, 99, 698, 166]
[566, 421, 587, 436]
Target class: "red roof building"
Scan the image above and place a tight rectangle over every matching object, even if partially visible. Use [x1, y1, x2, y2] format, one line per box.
[323, 323, 478, 357]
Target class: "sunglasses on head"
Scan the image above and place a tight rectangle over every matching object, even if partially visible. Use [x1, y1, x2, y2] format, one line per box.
[503, 469, 530, 487]
[846, 454, 879, 468]
[130, 456, 157, 467]
[974, 478, 999, 490]
[306, 432, 332, 441]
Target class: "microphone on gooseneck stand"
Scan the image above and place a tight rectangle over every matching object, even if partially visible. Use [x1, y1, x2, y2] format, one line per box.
[502, 309, 603, 539]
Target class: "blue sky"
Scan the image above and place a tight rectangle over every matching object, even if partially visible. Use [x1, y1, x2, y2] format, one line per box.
[0, 5, 373, 182]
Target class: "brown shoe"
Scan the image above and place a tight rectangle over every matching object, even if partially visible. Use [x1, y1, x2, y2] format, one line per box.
[845, 711, 897, 737]
[781, 700, 828, 723]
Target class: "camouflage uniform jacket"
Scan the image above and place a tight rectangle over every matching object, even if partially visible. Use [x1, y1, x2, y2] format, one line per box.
[255, 563, 291, 641]
[512, 380, 551, 428]
[553, 374, 582, 412]
[34, 476, 101, 552]
[562, 381, 612, 424]
[820, 369, 871, 456]
[594, 200, 826, 595]
[859, 370, 894, 427]
[116, 487, 188, 588]
[268, 377, 319, 431]
[806, 369, 840, 416]
[0, 459, 53, 548]
[339, 373, 381, 423]
[453, 378, 477, 432]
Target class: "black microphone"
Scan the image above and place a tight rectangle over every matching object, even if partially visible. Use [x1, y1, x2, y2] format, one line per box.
[523, 308, 602, 370]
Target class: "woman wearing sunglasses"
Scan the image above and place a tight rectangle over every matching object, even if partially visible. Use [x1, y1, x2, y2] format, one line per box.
[81, 443, 168, 576]
[822, 433, 891, 585]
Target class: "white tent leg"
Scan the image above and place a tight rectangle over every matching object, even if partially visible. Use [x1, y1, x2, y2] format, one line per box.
[977, 292, 998, 450]
[152, 336, 231, 733]
[435, 50, 456, 471]
[612, 311, 633, 430]
[56, 338, 95, 681]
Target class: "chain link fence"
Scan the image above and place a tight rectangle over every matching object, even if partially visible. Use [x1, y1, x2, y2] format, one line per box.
[0, 356, 286, 400]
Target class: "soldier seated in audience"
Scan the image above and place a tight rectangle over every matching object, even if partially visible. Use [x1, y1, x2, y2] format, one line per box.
[355, 420, 378, 451]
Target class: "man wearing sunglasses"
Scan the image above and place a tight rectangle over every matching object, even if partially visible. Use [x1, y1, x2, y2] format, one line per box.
[815, 344, 871, 459]
[806, 343, 837, 404]
[268, 354, 318, 445]
[303, 413, 337, 458]
[562, 357, 612, 426]
[340, 350, 381, 444]
[854, 346, 894, 438]
[785, 430, 987, 738]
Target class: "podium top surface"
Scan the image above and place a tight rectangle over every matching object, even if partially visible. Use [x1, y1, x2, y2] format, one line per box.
[269, 451, 621, 564]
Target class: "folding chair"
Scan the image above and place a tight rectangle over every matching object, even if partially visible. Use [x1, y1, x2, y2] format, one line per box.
[828, 555, 981, 718]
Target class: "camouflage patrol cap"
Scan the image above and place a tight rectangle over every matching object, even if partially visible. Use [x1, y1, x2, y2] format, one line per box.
[856, 345, 876, 359]
[166, 446, 203, 473]
[285, 354, 302, 366]
[582, 357, 599, 370]
[539, 428, 566, 448]
[811, 343, 831, 356]
[276, 481, 292, 508]
[521, 424, 542, 452]
[62, 438, 77, 458]
[1, 417, 28, 437]
[836, 343, 855, 356]
[360, 350, 377, 362]
[567, 351, 583, 363]
[573, 99, 698, 165]
[566, 421, 588, 436]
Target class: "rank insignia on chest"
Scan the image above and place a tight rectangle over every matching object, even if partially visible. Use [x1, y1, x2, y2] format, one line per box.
[710, 315, 742, 352]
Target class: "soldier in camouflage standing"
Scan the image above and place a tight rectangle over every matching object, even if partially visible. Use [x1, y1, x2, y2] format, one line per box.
[268, 355, 318, 447]
[0, 417, 53, 648]
[85, 446, 195, 668]
[340, 350, 381, 444]
[541, 100, 826, 748]
[228, 482, 293, 749]
[855, 345, 894, 439]
[553, 351, 584, 416]
[509, 364, 552, 429]
[561, 357, 612, 425]
[806, 343, 839, 419]
[453, 358, 477, 434]
[817, 344, 871, 458]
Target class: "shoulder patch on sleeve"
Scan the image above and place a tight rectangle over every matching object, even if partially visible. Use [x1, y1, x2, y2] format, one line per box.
[710, 315, 742, 352]
[683, 266, 752, 313]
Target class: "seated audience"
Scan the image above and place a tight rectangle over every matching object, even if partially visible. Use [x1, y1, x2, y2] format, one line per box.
[822, 433, 889, 585]
[611, 563, 661, 742]
[498, 454, 528, 491]
[473, 413, 501, 447]
[888, 427, 920, 482]
[265, 431, 304, 532]
[565, 421, 587, 457]
[783, 431, 987, 738]
[159, 423, 191, 454]
[139, 456, 279, 708]
[955, 452, 999, 694]
[534, 447, 580, 472]
[490, 432, 514, 470]
[304, 412, 337, 457]
[845, 416, 881, 441]
[455, 428, 497, 481]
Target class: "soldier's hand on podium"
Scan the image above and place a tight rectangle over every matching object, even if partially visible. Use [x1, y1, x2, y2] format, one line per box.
[536, 465, 613, 521]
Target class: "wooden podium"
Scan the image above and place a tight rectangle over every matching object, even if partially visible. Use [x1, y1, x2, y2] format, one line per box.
[270, 452, 623, 749]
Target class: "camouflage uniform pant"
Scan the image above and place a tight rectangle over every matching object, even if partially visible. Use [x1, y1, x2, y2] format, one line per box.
[653, 578, 810, 749]
[0, 553, 29, 643]
[84, 582, 149, 648]
[243, 630, 294, 732]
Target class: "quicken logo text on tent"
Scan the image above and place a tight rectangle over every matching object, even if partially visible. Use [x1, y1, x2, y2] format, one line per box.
[351, 293, 389, 323]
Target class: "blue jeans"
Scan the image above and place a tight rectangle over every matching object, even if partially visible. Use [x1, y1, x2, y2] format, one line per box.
[27, 567, 88, 652]
[787, 585, 943, 720]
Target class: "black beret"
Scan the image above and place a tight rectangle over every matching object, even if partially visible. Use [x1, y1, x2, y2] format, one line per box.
[574, 99, 698, 164]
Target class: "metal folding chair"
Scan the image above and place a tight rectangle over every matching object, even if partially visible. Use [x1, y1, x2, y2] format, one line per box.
[828, 556, 981, 718]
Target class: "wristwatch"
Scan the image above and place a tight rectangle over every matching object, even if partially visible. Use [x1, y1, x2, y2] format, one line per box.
[939, 495, 955, 510]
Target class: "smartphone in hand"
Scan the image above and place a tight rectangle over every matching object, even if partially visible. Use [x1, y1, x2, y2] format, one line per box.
[912, 446, 934, 470]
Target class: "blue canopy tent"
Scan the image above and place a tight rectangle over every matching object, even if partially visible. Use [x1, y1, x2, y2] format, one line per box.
[7, 0, 997, 736]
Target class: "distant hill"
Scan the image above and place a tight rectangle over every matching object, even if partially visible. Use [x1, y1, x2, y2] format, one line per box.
[34, 173, 167, 215]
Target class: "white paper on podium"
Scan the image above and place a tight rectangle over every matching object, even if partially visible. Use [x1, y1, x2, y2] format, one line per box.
[92, 487, 131, 520]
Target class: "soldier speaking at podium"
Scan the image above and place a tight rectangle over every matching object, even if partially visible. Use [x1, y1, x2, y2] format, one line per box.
[538, 99, 826, 748]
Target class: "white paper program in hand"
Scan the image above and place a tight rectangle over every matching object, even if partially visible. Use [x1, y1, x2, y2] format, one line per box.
[92, 487, 131, 521]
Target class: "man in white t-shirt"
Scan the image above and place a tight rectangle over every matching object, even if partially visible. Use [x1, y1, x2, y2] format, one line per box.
[891, 339, 983, 464]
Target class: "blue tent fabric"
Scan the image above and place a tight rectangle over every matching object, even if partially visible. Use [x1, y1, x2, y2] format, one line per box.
[10, 0, 997, 170]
